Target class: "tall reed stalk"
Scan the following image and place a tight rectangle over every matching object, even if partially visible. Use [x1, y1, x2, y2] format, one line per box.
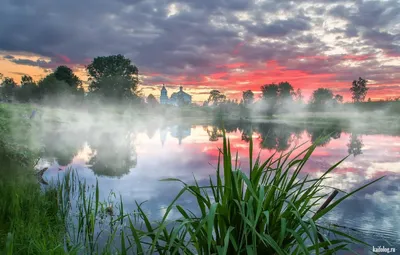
[136, 132, 382, 254]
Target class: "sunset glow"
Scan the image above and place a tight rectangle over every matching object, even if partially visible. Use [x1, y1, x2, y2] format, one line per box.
[0, 0, 399, 102]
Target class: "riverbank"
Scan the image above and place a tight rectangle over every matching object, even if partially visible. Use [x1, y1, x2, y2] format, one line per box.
[0, 103, 383, 254]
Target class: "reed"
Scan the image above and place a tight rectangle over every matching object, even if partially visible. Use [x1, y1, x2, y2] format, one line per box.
[139, 131, 382, 254]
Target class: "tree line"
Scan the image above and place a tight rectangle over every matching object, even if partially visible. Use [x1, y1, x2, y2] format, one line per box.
[0, 54, 141, 105]
[204, 77, 369, 116]
[0, 53, 370, 115]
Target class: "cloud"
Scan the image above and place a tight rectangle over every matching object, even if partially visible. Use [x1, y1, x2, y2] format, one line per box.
[3, 55, 14, 60]
[247, 16, 312, 38]
[0, 0, 399, 100]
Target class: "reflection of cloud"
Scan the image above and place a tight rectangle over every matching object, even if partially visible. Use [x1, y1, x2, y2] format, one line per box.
[41, 122, 400, 248]
[366, 162, 400, 179]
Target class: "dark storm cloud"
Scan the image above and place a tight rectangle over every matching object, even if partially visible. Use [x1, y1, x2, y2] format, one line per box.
[3, 55, 14, 60]
[329, 0, 400, 28]
[248, 16, 312, 38]
[0, 0, 398, 87]
[9, 58, 51, 68]
[363, 30, 400, 55]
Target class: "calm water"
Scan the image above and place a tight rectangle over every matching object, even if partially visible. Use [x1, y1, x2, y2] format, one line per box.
[38, 122, 400, 253]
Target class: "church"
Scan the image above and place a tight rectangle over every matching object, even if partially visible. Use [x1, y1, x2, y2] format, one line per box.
[160, 85, 192, 106]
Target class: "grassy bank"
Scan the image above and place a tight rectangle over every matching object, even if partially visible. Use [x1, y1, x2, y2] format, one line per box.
[0, 103, 66, 254]
[0, 102, 383, 254]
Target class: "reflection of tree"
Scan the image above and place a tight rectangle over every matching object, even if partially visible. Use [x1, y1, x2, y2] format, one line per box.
[257, 123, 293, 151]
[347, 133, 363, 157]
[240, 124, 253, 143]
[306, 124, 342, 147]
[41, 128, 84, 166]
[254, 123, 302, 152]
[206, 126, 223, 142]
[87, 131, 137, 178]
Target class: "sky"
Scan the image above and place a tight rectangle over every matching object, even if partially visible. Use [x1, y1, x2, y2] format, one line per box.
[0, 0, 399, 102]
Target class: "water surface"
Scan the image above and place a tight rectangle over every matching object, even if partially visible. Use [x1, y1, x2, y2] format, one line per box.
[39, 122, 400, 253]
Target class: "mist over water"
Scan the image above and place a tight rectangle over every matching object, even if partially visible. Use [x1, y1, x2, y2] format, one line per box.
[31, 116, 400, 252]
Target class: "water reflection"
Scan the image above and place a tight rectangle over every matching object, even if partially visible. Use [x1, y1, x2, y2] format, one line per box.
[306, 123, 342, 147]
[87, 131, 137, 178]
[42, 128, 84, 166]
[348, 133, 364, 157]
[170, 124, 192, 145]
[39, 121, 400, 251]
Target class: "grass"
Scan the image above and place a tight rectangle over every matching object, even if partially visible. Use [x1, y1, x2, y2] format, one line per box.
[0, 103, 383, 254]
[138, 133, 382, 255]
[4, 134, 381, 254]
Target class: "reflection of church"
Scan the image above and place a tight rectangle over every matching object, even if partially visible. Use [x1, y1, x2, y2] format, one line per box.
[160, 125, 192, 145]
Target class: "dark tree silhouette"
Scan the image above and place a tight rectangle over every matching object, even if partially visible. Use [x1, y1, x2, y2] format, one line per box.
[350, 77, 369, 103]
[295, 88, 304, 104]
[334, 94, 344, 103]
[261, 84, 279, 117]
[242, 90, 254, 105]
[278, 82, 294, 102]
[309, 88, 337, 111]
[87, 54, 140, 102]
[15, 75, 39, 102]
[37, 74, 71, 98]
[208, 90, 226, 106]
[0, 77, 17, 102]
[54, 66, 82, 88]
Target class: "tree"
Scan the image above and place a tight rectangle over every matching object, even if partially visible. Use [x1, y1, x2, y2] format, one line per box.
[277, 81, 295, 113]
[87, 54, 139, 101]
[21, 74, 34, 86]
[350, 77, 368, 103]
[0, 77, 17, 101]
[16, 75, 39, 102]
[334, 94, 343, 103]
[310, 88, 335, 110]
[278, 82, 294, 102]
[261, 84, 279, 116]
[208, 90, 226, 105]
[54, 65, 82, 88]
[294, 88, 304, 103]
[37, 74, 71, 98]
[242, 90, 254, 105]
[146, 94, 158, 107]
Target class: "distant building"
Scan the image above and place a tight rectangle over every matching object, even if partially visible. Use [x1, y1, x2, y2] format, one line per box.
[159, 85, 192, 106]
[160, 85, 169, 104]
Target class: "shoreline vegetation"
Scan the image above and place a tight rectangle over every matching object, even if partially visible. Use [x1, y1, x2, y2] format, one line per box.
[0, 102, 385, 254]
[0, 54, 397, 253]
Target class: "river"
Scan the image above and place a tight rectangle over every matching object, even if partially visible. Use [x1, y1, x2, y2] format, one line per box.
[37, 121, 400, 254]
